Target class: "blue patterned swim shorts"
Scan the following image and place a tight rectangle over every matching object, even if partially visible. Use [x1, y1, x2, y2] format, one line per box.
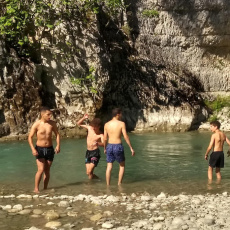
[106, 144, 125, 163]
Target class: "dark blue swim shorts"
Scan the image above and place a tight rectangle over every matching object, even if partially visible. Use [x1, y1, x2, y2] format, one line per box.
[106, 143, 125, 163]
[35, 146, 55, 161]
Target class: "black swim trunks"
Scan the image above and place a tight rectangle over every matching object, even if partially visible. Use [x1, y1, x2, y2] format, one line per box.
[209, 151, 224, 168]
[35, 146, 55, 161]
[85, 148, 101, 167]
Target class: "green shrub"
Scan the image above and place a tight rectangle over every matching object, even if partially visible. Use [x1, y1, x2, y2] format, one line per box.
[204, 96, 230, 112]
[142, 9, 159, 18]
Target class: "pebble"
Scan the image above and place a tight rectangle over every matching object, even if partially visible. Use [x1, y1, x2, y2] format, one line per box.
[102, 222, 114, 229]
[90, 213, 103, 221]
[33, 209, 43, 215]
[58, 200, 70, 207]
[45, 210, 60, 220]
[45, 221, 62, 228]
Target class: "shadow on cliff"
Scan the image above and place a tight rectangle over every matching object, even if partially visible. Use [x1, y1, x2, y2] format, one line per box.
[94, 5, 205, 131]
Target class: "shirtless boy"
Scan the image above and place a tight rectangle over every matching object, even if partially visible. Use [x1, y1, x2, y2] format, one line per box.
[77, 114, 104, 179]
[28, 107, 60, 193]
[104, 108, 135, 185]
[205, 120, 230, 180]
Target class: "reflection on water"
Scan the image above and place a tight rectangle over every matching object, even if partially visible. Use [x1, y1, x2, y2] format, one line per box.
[1, 131, 230, 195]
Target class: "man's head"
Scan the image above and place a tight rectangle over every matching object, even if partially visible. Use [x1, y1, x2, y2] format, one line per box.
[90, 118, 102, 132]
[210, 120, 221, 132]
[40, 106, 52, 122]
[112, 108, 122, 120]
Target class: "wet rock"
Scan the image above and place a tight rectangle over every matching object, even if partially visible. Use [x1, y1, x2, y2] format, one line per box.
[45, 210, 60, 220]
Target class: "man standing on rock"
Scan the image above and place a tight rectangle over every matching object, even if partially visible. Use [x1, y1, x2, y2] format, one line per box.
[205, 120, 230, 181]
[104, 108, 135, 185]
[28, 106, 60, 193]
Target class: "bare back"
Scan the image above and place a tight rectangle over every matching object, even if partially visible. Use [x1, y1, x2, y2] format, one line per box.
[105, 119, 124, 144]
[213, 131, 226, 151]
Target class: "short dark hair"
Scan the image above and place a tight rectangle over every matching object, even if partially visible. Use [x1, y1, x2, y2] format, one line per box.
[210, 120, 221, 129]
[112, 108, 122, 117]
[40, 106, 51, 113]
[89, 118, 101, 128]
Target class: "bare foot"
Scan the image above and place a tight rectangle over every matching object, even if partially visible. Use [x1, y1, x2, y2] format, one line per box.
[33, 189, 40, 193]
[92, 174, 99, 179]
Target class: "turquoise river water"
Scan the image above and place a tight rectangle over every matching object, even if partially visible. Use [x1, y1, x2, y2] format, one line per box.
[1, 131, 230, 196]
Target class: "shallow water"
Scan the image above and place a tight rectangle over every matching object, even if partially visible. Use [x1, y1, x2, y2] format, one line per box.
[1, 131, 230, 196]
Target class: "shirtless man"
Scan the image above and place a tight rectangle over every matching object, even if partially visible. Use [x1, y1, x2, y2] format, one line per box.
[205, 120, 230, 181]
[104, 108, 135, 185]
[77, 114, 104, 179]
[28, 107, 60, 193]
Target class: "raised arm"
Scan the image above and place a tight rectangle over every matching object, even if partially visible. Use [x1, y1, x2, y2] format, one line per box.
[28, 122, 38, 156]
[121, 122, 135, 156]
[205, 134, 215, 160]
[52, 122, 60, 154]
[77, 114, 89, 129]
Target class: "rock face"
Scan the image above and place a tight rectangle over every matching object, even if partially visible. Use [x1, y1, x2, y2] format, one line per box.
[1, 0, 230, 138]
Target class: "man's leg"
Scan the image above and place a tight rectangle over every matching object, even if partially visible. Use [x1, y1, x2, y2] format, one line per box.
[34, 159, 45, 193]
[43, 160, 52, 190]
[215, 167, 221, 180]
[87, 163, 96, 179]
[118, 161, 125, 185]
[208, 166, 213, 180]
[106, 163, 113, 185]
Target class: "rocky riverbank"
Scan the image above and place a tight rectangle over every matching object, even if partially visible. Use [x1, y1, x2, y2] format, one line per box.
[1, 191, 230, 230]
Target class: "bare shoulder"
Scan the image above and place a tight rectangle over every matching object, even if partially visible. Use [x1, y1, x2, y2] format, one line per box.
[49, 120, 58, 128]
[32, 120, 40, 128]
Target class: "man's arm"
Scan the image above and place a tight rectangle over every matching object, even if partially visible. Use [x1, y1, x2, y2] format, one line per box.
[226, 136, 230, 146]
[97, 134, 104, 147]
[77, 114, 89, 129]
[121, 122, 135, 156]
[28, 123, 38, 156]
[205, 134, 215, 160]
[52, 122, 60, 154]
[103, 124, 108, 153]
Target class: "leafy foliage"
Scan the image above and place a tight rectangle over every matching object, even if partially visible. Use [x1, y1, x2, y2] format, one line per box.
[204, 96, 230, 112]
[0, 0, 125, 93]
[142, 9, 159, 18]
[0, 0, 125, 57]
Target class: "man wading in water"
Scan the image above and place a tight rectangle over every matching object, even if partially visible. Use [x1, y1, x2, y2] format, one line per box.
[104, 108, 135, 185]
[77, 114, 104, 179]
[205, 120, 230, 181]
[28, 107, 60, 193]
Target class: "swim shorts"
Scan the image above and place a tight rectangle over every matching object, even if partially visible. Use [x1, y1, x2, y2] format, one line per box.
[106, 143, 125, 163]
[209, 151, 224, 168]
[35, 146, 55, 161]
[85, 148, 101, 167]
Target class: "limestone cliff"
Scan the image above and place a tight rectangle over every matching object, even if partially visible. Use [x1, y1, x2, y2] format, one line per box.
[1, 0, 230, 139]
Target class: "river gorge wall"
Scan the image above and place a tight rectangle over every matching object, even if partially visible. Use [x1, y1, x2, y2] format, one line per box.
[0, 0, 230, 139]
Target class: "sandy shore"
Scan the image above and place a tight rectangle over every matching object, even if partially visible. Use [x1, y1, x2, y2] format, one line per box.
[0, 191, 230, 230]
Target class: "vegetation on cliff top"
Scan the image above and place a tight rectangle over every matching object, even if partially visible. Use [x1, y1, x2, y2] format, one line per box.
[0, 0, 125, 58]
